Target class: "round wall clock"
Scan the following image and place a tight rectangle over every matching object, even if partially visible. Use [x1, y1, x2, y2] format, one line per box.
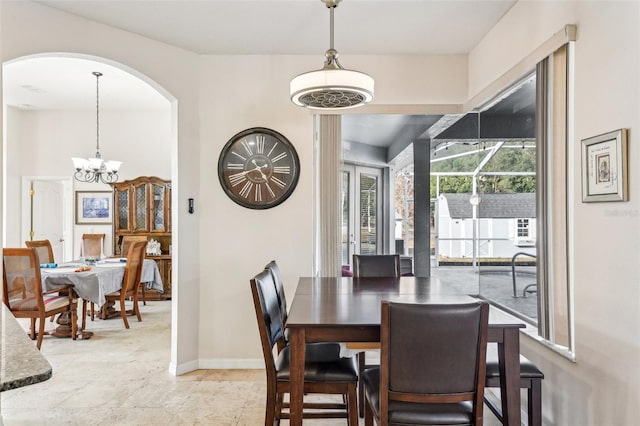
[218, 127, 300, 209]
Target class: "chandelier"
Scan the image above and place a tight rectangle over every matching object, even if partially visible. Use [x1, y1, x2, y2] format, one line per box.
[72, 71, 122, 184]
[290, 0, 374, 109]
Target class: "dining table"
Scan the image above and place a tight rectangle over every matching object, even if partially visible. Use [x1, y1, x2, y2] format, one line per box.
[286, 276, 526, 426]
[39, 258, 163, 338]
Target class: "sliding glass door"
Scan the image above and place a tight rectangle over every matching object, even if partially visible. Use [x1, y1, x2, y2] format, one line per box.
[341, 165, 382, 266]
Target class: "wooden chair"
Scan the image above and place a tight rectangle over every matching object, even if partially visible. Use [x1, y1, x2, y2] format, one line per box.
[120, 235, 148, 257]
[2, 247, 77, 349]
[250, 269, 359, 425]
[25, 240, 55, 264]
[104, 240, 147, 329]
[484, 344, 544, 426]
[120, 235, 149, 304]
[81, 233, 105, 258]
[362, 301, 489, 426]
[350, 253, 401, 416]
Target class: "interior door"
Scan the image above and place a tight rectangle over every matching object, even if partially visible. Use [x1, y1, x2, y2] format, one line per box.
[342, 165, 383, 266]
[30, 180, 66, 261]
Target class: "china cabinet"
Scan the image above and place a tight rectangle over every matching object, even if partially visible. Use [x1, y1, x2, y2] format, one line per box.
[111, 176, 172, 299]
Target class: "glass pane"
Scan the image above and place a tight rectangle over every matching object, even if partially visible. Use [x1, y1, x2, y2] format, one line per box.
[395, 165, 414, 256]
[431, 111, 480, 296]
[152, 185, 165, 231]
[135, 185, 146, 230]
[341, 171, 350, 265]
[478, 73, 538, 325]
[117, 189, 129, 230]
[359, 174, 377, 255]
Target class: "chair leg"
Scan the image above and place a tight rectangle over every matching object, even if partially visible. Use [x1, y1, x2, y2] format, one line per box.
[358, 351, 366, 418]
[36, 317, 45, 350]
[141, 283, 147, 306]
[529, 379, 542, 426]
[29, 318, 36, 340]
[82, 300, 87, 330]
[347, 382, 359, 426]
[120, 299, 130, 329]
[265, 390, 277, 426]
[133, 295, 142, 322]
[364, 393, 374, 426]
[70, 306, 78, 340]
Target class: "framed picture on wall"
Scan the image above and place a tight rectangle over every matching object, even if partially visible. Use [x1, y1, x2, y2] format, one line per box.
[75, 191, 113, 224]
[581, 128, 628, 202]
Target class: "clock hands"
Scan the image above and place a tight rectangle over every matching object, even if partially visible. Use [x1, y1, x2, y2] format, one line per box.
[230, 160, 269, 180]
[251, 159, 269, 181]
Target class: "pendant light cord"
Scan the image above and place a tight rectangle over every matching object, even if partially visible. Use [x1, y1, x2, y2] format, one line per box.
[329, 6, 334, 50]
[93, 71, 102, 158]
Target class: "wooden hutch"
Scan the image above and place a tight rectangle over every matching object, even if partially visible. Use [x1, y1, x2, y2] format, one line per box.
[111, 176, 172, 300]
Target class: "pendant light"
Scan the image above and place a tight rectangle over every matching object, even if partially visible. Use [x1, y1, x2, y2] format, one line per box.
[290, 0, 374, 109]
[72, 71, 122, 184]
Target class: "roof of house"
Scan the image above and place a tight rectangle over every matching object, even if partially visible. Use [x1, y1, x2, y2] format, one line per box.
[441, 193, 536, 219]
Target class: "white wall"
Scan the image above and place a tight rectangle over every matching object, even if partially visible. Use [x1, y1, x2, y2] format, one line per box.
[470, 2, 640, 425]
[4, 107, 24, 248]
[4, 108, 171, 257]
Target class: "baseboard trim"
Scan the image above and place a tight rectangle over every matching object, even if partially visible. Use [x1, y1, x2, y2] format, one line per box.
[171, 358, 264, 375]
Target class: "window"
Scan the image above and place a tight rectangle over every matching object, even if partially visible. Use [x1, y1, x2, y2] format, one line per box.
[517, 219, 530, 237]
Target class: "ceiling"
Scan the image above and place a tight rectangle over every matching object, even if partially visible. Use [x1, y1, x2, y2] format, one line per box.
[35, 0, 516, 55]
[3, 0, 518, 149]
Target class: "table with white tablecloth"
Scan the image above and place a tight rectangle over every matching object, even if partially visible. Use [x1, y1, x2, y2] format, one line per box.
[40, 259, 163, 309]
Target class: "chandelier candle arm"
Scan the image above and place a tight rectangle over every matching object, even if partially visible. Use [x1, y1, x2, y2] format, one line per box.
[72, 71, 122, 184]
[289, 0, 374, 109]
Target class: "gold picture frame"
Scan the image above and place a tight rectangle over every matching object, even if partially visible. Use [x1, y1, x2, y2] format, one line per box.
[581, 128, 628, 202]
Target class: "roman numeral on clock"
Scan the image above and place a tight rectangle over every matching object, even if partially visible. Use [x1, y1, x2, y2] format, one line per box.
[231, 151, 247, 161]
[265, 182, 276, 199]
[242, 139, 253, 156]
[273, 166, 290, 174]
[229, 172, 247, 186]
[239, 181, 253, 198]
[271, 176, 286, 189]
[227, 163, 244, 170]
[271, 152, 287, 163]
[256, 135, 265, 154]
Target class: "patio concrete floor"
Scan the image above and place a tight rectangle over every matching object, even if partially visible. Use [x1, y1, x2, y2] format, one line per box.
[430, 264, 538, 322]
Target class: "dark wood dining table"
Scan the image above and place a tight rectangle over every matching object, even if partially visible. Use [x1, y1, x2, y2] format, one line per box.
[286, 276, 525, 426]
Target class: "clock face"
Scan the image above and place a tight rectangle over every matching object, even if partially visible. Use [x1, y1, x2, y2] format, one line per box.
[218, 127, 300, 209]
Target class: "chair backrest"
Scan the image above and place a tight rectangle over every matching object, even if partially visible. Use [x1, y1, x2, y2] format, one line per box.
[2, 248, 44, 312]
[379, 301, 489, 424]
[352, 254, 401, 278]
[120, 235, 147, 257]
[81, 233, 105, 258]
[250, 269, 286, 375]
[265, 260, 287, 322]
[25, 240, 54, 264]
[121, 241, 147, 296]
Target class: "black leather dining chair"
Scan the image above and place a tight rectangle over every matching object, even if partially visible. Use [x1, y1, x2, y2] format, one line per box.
[250, 269, 359, 425]
[362, 301, 489, 425]
[484, 343, 544, 426]
[350, 253, 401, 416]
[352, 254, 401, 278]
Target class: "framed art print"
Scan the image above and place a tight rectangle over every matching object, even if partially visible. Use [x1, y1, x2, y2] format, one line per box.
[581, 128, 628, 202]
[75, 191, 113, 224]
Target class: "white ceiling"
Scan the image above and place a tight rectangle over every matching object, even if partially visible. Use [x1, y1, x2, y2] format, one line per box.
[35, 0, 516, 55]
[3, 0, 517, 146]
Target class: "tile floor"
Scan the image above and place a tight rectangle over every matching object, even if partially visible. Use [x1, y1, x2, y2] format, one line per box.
[2, 300, 504, 425]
